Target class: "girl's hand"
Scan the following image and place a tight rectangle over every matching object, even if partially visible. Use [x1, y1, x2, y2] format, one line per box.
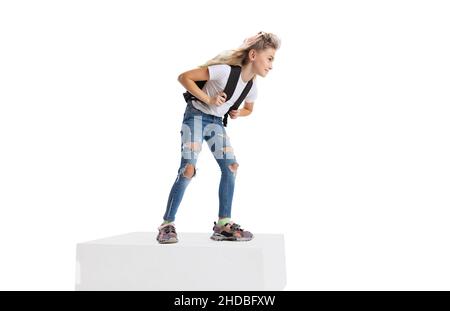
[229, 109, 240, 119]
[208, 92, 227, 106]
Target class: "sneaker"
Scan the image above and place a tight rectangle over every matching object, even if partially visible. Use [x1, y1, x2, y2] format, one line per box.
[156, 223, 178, 244]
[210, 221, 254, 241]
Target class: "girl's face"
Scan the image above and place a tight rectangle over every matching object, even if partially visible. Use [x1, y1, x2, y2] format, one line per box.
[251, 47, 276, 77]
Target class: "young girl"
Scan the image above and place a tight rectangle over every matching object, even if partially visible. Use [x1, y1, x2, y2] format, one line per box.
[157, 31, 281, 244]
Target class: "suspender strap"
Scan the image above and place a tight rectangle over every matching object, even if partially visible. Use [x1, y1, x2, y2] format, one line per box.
[183, 65, 242, 105]
[223, 78, 253, 127]
[222, 65, 241, 100]
[182, 65, 253, 127]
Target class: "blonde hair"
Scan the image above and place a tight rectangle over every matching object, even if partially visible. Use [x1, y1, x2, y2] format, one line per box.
[200, 32, 281, 68]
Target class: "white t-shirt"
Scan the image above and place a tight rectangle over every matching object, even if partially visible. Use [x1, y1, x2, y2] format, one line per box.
[191, 64, 258, 117]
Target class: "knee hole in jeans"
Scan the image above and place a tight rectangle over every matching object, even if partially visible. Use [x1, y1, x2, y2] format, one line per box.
[228, 162, 239, 175]
[182, 163, 196, 179]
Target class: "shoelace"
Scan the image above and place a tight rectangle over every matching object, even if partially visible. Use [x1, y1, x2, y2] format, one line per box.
[163, 226, 176, 234]
[230, 223, 243, 232]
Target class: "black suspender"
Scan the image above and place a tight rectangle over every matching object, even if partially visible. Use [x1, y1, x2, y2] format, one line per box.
[223, 75, 253, 127]
[182, 65, 253, 127]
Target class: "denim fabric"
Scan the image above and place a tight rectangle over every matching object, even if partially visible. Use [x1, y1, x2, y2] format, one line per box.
[163, 102, 238, 222]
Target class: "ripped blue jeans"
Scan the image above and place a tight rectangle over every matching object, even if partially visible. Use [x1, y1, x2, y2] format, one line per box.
[163, 101, 239, 222]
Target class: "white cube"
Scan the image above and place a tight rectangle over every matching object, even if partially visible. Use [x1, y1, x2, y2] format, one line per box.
[76, 232, 286, 291]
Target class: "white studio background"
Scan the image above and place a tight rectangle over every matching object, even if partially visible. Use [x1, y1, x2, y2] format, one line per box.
[0, 0, 449, 290]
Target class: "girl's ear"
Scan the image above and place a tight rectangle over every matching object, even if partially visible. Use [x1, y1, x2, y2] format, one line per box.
[248, 49, 257, 61]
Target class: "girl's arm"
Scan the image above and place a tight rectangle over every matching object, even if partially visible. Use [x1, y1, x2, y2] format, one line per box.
[230, 101, 254, 118]
[178, 68, 226, 106]
[240, 101, 254, 116]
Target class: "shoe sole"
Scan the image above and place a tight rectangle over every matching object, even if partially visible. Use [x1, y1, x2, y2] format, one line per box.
[157, 237, 178, 244]
[210, 233, 253, 242]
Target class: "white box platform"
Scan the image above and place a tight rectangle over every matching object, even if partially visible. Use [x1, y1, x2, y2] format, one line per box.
[76, 232, 286, 291]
